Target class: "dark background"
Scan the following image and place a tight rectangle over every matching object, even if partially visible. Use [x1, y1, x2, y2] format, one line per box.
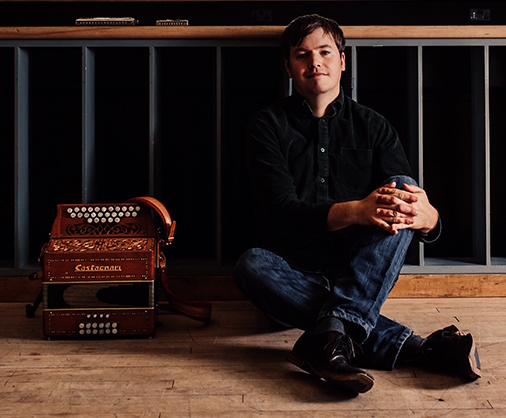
[0, 1, 503, 27]
[2, 1, 506, 271]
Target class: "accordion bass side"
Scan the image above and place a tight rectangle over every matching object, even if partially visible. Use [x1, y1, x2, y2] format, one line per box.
[40, 196, 175, 339]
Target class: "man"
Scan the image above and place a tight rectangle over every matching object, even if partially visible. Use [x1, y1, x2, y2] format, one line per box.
[234, 14, 481, 394]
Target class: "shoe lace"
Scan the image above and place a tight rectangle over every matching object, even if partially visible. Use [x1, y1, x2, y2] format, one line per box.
[440, 329, 464, 340]
[324, 333, 360, 360]
[440, 330, 456, 340]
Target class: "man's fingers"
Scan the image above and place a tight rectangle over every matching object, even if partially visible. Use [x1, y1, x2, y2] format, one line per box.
[374, 218, 397, 234]
[376, 208, 416, 224]
[403, 183, 422, 193]
[378, 184, 420, 203]
[376, 193, 418, 206]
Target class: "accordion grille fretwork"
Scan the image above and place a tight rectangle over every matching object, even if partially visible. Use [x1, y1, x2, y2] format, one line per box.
[49, 238, 151, 253]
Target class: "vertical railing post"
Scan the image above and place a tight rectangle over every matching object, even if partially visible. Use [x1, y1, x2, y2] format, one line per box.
[351, 45, 358, 102]
[14, 47, 30, 269]
[470, 45, 490, 265]
[215, 46, 223, 265]
[149, 46, 161, 197]
[417, 45, 425, 266]
[82, 47, 96, 203]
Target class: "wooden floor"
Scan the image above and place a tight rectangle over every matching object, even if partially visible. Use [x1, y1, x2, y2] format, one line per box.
[1, 298, 504, 417]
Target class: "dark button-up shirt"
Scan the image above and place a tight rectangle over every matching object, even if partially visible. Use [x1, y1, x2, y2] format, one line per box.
[247, 90, 438, 269]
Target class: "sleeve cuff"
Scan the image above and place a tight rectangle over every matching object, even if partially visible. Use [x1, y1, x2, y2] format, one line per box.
[416, 216, 442, 244]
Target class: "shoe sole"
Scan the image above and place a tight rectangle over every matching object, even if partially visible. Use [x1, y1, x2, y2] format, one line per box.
[287, 351, 374, 393]
[449, 325, 481, 380]
[467, 336, 482, 380]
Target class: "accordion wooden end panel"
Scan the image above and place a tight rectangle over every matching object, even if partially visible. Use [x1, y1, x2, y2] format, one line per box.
[41, 200, 166, 339]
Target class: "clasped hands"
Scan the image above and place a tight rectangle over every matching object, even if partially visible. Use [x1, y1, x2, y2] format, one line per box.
[364, 181, 439, 235]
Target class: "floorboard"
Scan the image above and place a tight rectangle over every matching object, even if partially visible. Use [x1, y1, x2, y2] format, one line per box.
[0, 298, 504, 417]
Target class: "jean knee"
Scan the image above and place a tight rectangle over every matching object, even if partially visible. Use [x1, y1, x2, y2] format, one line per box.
[234, 248, 266, 292]
[383, 175, 418, 189]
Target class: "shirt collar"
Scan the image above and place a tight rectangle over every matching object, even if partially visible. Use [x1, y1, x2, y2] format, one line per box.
[289, 88, 345, 119]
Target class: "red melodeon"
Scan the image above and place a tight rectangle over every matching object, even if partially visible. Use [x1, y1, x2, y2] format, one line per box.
[40, 196, 175, 339]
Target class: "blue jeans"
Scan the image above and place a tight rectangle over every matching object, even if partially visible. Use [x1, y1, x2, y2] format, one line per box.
[234, 176, 416, 370]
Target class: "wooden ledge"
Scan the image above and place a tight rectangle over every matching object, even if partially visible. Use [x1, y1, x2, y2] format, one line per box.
[1, 26, 284, 40]
[1, 25, 506, 40]
[2, 273, 506, 302]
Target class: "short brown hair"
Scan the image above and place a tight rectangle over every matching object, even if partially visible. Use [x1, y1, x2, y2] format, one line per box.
[281, 14, 346, 63]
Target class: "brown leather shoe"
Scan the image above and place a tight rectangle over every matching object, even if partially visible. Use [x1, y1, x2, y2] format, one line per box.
[288, 331, 374, 393]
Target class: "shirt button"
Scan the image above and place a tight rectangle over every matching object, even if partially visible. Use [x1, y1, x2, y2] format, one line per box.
[320, 147, 326, 153]
[320, 178, 326, 183]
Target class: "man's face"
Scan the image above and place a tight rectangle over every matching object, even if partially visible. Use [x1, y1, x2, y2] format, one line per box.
[286, 27, 345, 101]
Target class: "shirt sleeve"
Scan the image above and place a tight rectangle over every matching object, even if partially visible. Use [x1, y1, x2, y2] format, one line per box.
[369, 111, 414, 186]
[416, 216, 442, 244]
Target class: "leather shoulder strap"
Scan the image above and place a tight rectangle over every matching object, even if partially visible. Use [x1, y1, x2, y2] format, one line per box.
[127, 196, 176, 246]
[159, 253, 212, 323]
[129, 196, 212, 323]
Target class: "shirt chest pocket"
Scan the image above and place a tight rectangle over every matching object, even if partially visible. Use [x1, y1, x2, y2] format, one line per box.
[338, 148, 373, 195]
